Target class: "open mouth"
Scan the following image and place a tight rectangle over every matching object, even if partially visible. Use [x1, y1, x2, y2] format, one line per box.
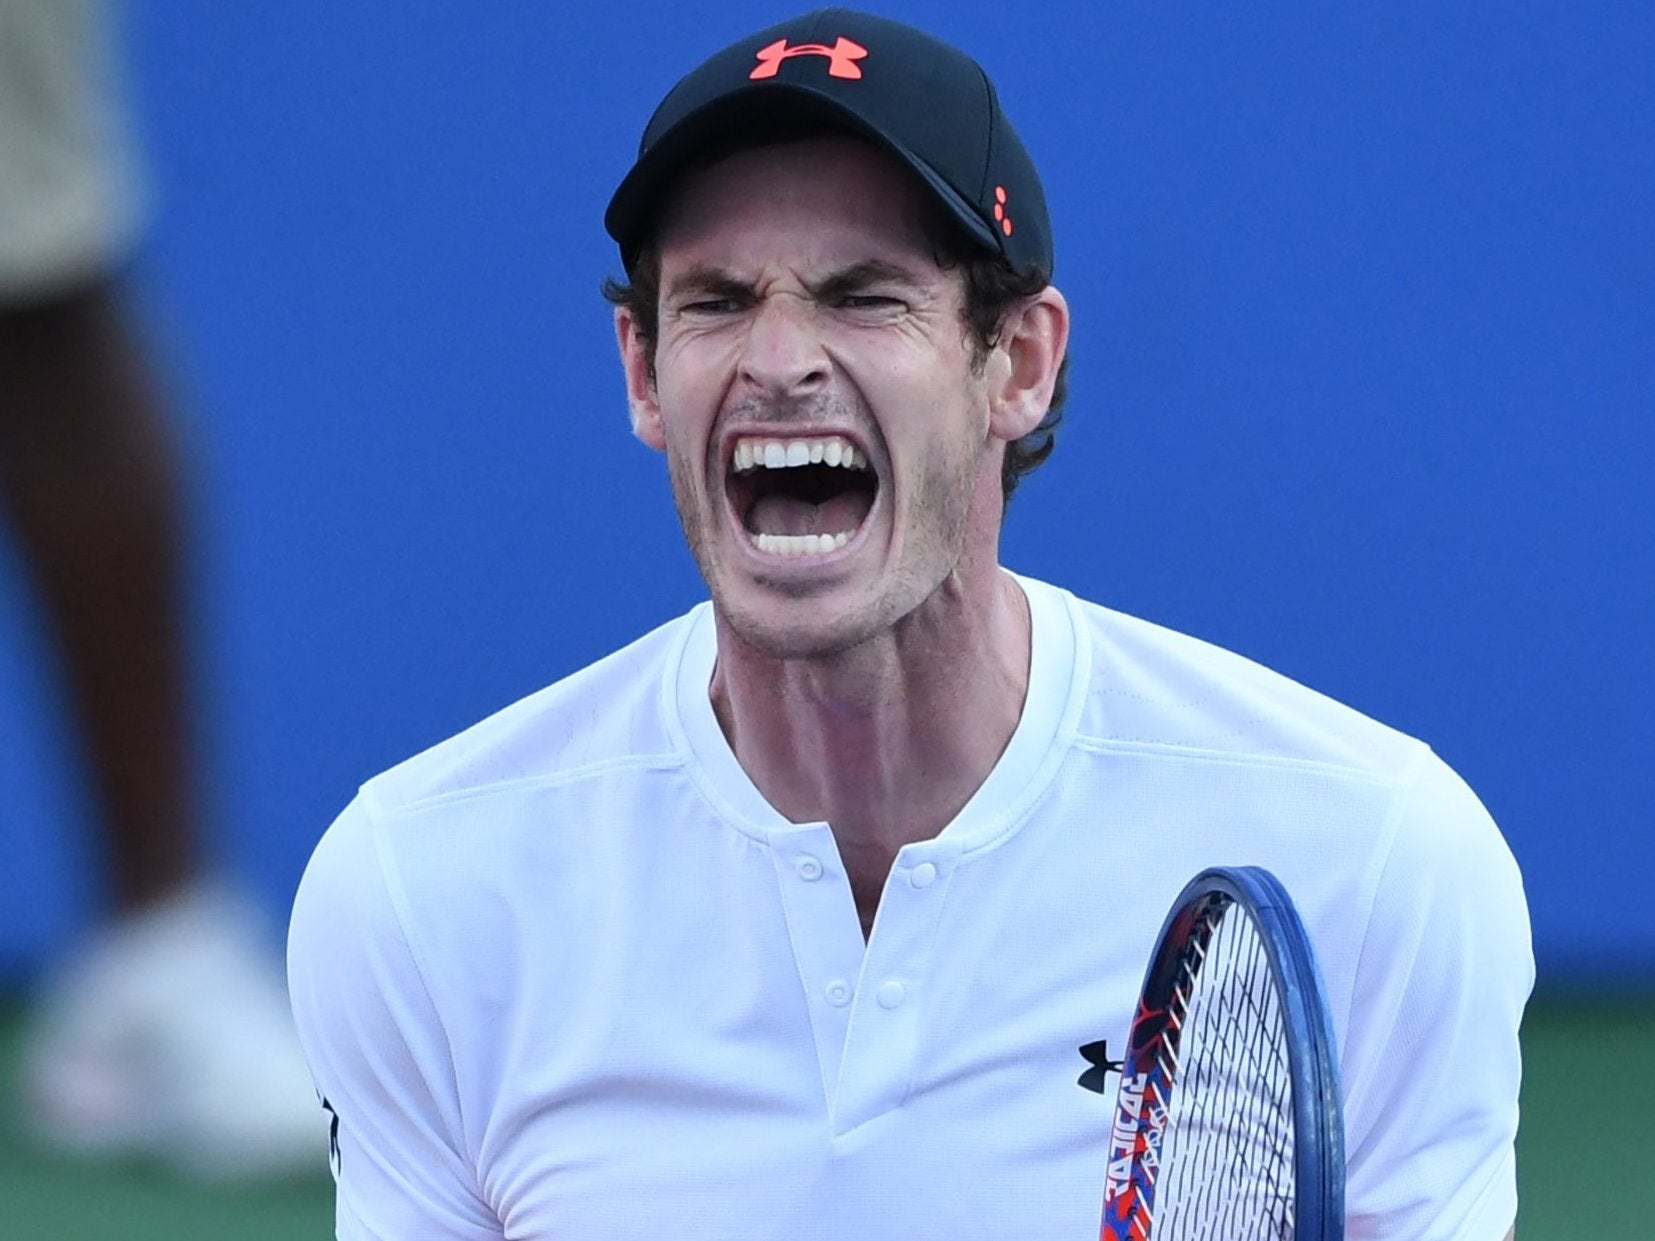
[725, 434, 878, 558]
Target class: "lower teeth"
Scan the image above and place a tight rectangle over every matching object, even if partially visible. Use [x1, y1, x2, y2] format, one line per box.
[752, 531, 852, 557]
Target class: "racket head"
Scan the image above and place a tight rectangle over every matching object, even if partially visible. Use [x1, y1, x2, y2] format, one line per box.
[1096, 865, 1344, 1241]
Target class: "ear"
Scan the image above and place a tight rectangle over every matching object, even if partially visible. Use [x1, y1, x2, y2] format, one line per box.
[986, 285, 1070, 444]
[615, 305, 666, 451]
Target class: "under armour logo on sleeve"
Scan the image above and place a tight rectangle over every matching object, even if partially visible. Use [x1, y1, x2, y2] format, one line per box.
[320, 1094, 342, 1179]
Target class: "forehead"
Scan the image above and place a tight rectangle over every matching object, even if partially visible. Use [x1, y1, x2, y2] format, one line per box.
[652, 135, 946, 273]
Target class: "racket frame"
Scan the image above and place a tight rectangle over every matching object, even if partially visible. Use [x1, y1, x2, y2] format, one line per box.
[1098, 865, 1344, 1241]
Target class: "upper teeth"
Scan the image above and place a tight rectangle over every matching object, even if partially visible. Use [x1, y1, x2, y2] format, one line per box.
[733, 435, 866, 473]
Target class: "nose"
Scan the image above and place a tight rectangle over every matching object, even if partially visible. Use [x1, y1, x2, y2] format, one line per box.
[737, 294, 829, 399]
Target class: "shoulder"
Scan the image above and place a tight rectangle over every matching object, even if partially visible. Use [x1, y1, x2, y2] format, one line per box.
[1051, 585, 1424, 782]
[358, 604, 706, 820]
[1045, 581, 1527, 927]
[290, 604, 714, 994]
[1032, 579, 1531, 1007]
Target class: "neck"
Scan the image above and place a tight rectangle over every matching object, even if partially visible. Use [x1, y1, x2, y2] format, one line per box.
[709, 566, 1032, 903]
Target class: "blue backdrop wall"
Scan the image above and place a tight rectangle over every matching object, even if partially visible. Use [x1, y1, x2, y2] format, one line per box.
[1, 1, 1650, 986]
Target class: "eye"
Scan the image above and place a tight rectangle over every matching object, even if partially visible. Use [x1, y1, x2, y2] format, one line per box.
[838, 293, 905, 311]
[681, 297, 744, 315]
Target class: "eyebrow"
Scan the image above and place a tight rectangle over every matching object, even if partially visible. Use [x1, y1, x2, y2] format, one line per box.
[663, 265, 755, 302]
[663, 259, 927, 303]
[809, 260, 924, 302]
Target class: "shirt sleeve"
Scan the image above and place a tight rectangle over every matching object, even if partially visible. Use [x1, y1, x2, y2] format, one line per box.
[1339, 747, 1533, 1241]
[287, 797, 504, 1241]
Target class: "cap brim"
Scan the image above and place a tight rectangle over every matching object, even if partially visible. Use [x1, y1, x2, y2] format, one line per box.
[604, 83, 999, 271]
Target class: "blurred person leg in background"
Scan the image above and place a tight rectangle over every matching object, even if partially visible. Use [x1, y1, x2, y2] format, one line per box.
[0, 0, 320, 1180]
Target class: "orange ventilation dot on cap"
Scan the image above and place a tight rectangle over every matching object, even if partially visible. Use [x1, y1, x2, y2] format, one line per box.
[994, 186, 1013, 236]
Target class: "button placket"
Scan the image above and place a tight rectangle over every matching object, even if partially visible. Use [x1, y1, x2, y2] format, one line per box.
[766, 824, 867, 1109]
[828, 843, 958, 1133]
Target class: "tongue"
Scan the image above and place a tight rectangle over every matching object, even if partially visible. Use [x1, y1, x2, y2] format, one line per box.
[749, 492, 871, 536]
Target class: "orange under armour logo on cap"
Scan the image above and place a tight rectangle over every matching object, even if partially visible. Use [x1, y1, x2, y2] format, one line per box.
[749, 36, 869, 80]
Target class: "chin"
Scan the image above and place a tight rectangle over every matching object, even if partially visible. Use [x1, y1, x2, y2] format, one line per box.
[715, 592, 884, 661]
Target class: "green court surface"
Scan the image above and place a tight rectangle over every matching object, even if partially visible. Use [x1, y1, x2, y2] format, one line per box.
[0, 995, 1648, 1238]
[0, 998, 333, 1239]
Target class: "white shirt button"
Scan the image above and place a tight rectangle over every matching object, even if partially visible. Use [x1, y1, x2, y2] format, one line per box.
[909, 862, 937, 889]
[795, 856, 823, 881]
[825, 979, 852, 1006]
[877, 980, 906, 1009]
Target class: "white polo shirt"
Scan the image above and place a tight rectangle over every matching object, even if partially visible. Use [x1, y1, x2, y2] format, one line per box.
[288, 574, 1531, 1241]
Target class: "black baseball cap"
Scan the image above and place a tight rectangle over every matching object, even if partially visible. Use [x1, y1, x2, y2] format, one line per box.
[604, 8, 1052, 279]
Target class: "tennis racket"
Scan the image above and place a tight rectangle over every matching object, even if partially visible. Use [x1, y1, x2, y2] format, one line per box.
[1078, 866, 1344, 1240]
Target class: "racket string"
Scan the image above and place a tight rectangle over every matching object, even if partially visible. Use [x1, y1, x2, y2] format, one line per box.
[1154, 901, 1296, 1240]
